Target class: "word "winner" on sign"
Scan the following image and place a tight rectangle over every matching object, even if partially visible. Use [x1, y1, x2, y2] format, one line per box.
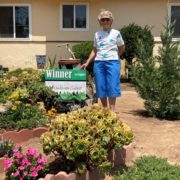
[45, 69, 86, 81]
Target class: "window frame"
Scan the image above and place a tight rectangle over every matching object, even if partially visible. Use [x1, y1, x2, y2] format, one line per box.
[60, 2, 89, 31]
[0, 3, 32, 41]
[168, 3, 180, 40]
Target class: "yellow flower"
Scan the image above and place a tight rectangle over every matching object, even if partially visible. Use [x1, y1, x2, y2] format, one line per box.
[48, 110, 56, 118]
[15, 100, 22, 105]
[37, 101, 43, 105]
[22, 71, 28, 75]
[51, 107, 57, 113]
[8, 144, 12, 147]
[25, 104, 32, 107]
[8, 96, 12, 100]
[11, 106, 17, 111]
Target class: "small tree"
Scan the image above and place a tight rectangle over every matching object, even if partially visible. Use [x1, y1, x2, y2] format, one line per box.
[131, 19, 180, 119]
[120, 23, 154, 65]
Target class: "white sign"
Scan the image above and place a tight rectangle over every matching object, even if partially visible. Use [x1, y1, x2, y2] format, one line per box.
[45, 81, 86, 94]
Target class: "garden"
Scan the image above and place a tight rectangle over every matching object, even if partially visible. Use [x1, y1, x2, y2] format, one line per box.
[0, 18, 180, 180]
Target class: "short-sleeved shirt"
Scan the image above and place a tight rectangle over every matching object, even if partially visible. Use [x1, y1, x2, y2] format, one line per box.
[93, 28, 124, 61]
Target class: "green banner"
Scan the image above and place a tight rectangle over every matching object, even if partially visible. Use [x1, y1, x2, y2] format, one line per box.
[45, 69, 86, 81]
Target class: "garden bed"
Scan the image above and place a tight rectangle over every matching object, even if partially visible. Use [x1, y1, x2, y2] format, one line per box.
[0, 128, 48, 174]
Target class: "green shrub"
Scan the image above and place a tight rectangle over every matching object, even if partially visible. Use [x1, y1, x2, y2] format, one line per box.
[0, 68, 43, 103]
[41, 104, 133, 174]
[131, 19, 180, 119]
[0, 101, 47, 130]
[120, 23, 154, 65]
[72, 41, 94, 75]
[0, 139, 15, 158]
[115, 156, 180, 180]
[27, 82, 58, 103]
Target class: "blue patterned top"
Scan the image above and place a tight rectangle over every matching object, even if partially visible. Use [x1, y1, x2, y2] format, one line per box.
[94, 28, 124, 61]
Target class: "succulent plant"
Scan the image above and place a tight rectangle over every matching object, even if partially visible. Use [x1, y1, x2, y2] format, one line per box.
[41, 104, 133, 174]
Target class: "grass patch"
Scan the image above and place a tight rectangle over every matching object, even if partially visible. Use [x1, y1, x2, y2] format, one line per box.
[114, 156, 180, 180]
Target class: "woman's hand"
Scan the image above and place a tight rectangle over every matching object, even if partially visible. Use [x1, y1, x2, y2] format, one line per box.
[80, 48, 97, 70]
[80, 62, 88, 70]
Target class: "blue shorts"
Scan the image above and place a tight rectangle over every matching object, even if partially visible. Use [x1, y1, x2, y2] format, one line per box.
[94, 60, 121, 98]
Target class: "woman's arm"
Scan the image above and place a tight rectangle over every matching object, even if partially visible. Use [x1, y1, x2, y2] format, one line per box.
[118, 45, 125, 56]
[80, 48, 97, 69]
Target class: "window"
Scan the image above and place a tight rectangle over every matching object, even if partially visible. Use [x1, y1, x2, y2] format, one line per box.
[169, 4, 180, 38]
[0, 4, 31, 39]
[61, 3, 88, 30]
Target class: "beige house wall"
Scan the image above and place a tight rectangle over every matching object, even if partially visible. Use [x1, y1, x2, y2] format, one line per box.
[0, 0, 178, 70]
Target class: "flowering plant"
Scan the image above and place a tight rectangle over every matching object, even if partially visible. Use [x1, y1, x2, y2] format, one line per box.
[4, 145, 47, 180]
[41, 104, 133, 174]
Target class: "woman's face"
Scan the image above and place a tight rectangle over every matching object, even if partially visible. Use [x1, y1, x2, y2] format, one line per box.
[100, 18, 112, 31]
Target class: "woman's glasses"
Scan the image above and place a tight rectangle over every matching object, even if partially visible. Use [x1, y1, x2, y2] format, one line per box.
[101, 18, 110, 22]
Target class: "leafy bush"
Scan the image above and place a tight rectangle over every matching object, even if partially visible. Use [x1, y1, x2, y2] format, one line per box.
[114, 156, 180, 180]
[0, 68, 43, 103]
[0, 139, 15, 158]
[41, 104, 133, 174]
[131, 19, 180, 119]
[4, 145, 48, 180]
[72, 41, 94, 75]
[120, 23, 154, 65]
[0, 101, 47, 130]
[27, 82, 58, 104]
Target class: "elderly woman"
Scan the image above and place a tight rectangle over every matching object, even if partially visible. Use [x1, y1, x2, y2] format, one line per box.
[81, 9, 125, 112]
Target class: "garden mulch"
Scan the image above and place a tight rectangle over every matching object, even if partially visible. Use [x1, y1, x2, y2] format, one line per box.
[0, 82, 180, 180]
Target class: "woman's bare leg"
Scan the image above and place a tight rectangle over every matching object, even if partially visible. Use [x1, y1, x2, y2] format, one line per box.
[108, 98, 116, 112]
[100, 98, 108, 108]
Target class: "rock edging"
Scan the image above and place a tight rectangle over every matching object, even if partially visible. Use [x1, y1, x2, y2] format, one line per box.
[0, 127, 48, 143]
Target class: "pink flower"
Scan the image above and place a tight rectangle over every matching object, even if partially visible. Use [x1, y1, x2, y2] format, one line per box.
[27, 148, 38, 158]
[36, 165, 43, 171]
[22, 158, 31, 166]
[4, 159, 12, 165]
[37, 157, 47, 164]
[30, 171, 38, 177]
[13, 171, 19, 177]
[13, 148, 18, 153]
[4, 159, 13, 169]
[3, 154, 8, 158]
[18, 166, 25, 170]
[23, 171, 28, 176]
[17, 144, 22, 148]
[30, 166, 35, 171]
[14, 152, 24, 159]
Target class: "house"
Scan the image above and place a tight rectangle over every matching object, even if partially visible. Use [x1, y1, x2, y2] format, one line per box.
[0, 0, 179, 70]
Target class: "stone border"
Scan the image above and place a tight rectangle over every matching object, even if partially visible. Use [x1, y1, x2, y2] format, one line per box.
[39, 143, 134, 180]
[0, 127, 48, 173]
[0, 127, 48, 143]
